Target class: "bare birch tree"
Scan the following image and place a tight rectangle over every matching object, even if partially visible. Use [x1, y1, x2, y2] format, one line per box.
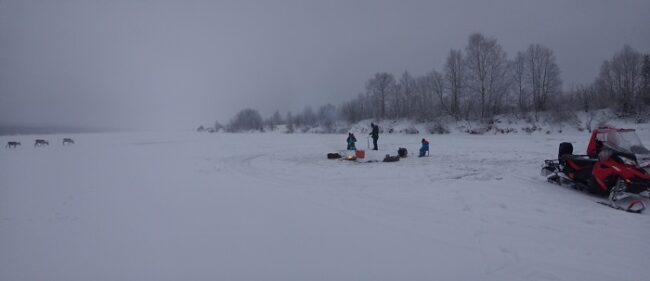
[365, 73, 396, 120]
[444, 49, 465, 119]
[512, 51, 528, 114]
[524, 44, 562, 119]
[643, 54, 650, 105]
[595, 45, 643, 114]
[414, 70, 444, 120]
[464, 33, 510, 121]
[395, 71, 416, 118]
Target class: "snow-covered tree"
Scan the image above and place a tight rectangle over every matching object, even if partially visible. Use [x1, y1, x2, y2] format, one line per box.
[226, 108, 263, 132]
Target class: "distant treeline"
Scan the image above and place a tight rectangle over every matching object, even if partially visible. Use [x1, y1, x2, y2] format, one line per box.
[214, 33, 650, 133]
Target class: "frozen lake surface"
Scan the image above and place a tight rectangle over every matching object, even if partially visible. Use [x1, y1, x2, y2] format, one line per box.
[2, 131, 649, 281]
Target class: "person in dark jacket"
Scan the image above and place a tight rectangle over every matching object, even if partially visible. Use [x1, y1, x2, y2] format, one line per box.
[347, 132, 357, 150]
[419, 138, 430, 157]
[369, 123, 379, 150]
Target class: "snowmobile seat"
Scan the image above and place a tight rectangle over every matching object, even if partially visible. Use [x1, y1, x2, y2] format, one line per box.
[558, 142, 596, 167]
[564, 155, 597, 168]
[560, 155, 597, 183]
[558, 142, 573, 164]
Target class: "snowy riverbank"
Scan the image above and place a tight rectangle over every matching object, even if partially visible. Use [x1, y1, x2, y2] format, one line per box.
[1, 129, 649, 280]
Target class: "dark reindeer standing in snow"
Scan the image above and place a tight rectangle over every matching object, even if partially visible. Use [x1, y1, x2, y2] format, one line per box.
[5, 141, 21, 148]
[62, 138, 75, 145]
[34, 139, 49, 147]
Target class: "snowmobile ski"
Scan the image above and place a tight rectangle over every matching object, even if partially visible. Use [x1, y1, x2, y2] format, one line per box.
[597, 200, 645, 214]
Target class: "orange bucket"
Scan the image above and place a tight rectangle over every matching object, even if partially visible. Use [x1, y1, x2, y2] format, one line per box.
[355, 150, 365, 159]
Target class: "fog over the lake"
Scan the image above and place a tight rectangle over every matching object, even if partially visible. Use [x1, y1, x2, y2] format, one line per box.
[1, 0, 649, 130]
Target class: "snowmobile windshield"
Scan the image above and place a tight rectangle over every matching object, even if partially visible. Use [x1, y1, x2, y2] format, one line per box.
[606, 131, 650, 154]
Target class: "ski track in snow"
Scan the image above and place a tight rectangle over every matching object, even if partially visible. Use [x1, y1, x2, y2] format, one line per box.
[1, 131, 649, 281]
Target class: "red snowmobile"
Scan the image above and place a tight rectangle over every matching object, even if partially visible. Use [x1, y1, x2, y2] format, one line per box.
[541, 128, 650, 213]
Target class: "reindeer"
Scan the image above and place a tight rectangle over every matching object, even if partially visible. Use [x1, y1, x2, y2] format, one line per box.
[62, 138, 75, 145]
[34, 139, 49, 147]
[5, 141, 21, 148]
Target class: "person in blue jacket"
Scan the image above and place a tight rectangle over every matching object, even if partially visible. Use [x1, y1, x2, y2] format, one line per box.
[347, 132, 357, 150]
[419, 138, 429, 157]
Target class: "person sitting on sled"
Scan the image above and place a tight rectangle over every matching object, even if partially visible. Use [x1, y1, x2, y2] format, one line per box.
[419, 138, 429, 157]
[347, 132, 357, 150]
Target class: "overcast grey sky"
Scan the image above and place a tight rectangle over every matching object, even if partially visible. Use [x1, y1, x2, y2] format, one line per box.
[1, 0, 649, 130]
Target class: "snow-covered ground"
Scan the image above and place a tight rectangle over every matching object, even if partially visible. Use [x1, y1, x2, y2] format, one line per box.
[1, 129, 650, 281]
